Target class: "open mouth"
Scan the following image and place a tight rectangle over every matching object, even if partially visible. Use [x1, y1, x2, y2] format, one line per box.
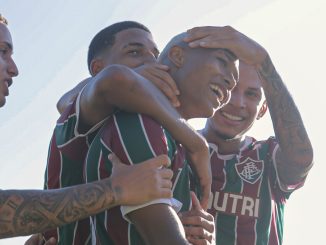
[7, 79, 13, 87]
[221, 111, 243, 121]
[209, 84, 224, 102]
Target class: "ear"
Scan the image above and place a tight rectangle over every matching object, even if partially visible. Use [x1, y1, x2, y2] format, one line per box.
[168, 46, 184, 68]
[256, 100, 268, 120]
[90, 58, 104, 76]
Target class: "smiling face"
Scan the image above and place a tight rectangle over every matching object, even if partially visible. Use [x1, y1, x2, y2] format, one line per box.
[0, 23, 19, 107]
[91, 28, 159, 75]
[175, 46, 238, 119]
[207, 61, 267, 140]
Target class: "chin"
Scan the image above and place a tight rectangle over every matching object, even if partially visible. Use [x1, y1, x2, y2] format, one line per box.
[214, 128, 241, 141]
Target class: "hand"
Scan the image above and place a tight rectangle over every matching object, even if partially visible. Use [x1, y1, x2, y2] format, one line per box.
[184, 26, 268, 67]
[24, 234, 56, 245]
[134, 63, 180, 107]
[109, 153, 174, 205]
[179, 192, 215, 245]
[186, 137, 211, 210]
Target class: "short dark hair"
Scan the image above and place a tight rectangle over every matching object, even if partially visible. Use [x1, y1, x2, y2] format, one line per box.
[87, 21, 151, 73]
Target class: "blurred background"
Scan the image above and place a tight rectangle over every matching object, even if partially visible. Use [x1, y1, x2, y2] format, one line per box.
[1, 0, 325, 244]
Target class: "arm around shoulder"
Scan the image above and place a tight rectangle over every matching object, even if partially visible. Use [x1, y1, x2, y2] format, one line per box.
[128, 204, 189, 245]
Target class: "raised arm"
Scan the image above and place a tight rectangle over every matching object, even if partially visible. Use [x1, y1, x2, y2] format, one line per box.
[0, 155, 173, 239]
[80, 64, 211, 208]
[184, 25, 313, 184]
[256, 55, 313, 184]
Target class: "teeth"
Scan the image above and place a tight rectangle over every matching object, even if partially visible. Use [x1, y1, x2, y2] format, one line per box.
[209, 84, 224, 101]
[222, 111, 243, 121]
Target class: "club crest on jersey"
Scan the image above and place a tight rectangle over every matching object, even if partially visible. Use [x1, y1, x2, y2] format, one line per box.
[235, 157, 264, 184]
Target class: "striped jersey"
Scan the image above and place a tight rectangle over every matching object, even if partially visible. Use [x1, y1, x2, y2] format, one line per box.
[43, 96, 103, 245]
[84, 111, 193, 245]
[208, 136, 305, 245]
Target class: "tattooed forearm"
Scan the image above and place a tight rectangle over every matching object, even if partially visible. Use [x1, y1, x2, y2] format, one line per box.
[0, 179, 115, 238]
[257, 55, 313, 182]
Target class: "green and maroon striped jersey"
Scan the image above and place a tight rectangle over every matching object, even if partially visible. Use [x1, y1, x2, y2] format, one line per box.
[43, 95, 104, 245]
[208, 136, 305, 245]
[84, 111, 193, 245]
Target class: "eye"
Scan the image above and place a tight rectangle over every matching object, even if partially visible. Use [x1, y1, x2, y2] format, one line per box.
[127, 49, 141, 56]
[0, 47, 9, 56]
[217, 57, 227, 67]
[246, 91, 261, 100]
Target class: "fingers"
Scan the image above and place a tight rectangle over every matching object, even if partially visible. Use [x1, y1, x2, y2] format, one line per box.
[179, 210, 214, 230]
[183, 26, 213, 42]
[143, 154, 171, 168]
[108, 153, 122, 166]
[187, 236, 212, 245]
[136, 64, 180, 107]
[184, 226, 213, 242]
[150, 64, 180, 96]
[190, 191, 201, 210]
[199, 183, 211, 211]
[148, 73, 180, 107]
[24, 234, 56, 245]
[155, 188, 173, 199]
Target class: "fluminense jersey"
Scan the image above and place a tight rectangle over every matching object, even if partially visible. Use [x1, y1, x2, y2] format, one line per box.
[43, 94, 104, 245]
[84, 111, 193, 245]
[208, 136, 305, 245]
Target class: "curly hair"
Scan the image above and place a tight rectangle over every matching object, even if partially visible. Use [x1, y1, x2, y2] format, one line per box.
[0, 14, 8, 25]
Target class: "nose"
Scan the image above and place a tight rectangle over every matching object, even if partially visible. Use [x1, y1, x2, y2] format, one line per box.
[8, 56, 18, 77]
[144, 52, 157, 64]
[229, 89, 245, 108]
[222, 64, 238, 92]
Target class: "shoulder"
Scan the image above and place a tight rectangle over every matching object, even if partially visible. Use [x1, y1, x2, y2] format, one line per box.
[100, 111, 172, 164]
[57, 99, 77, 124]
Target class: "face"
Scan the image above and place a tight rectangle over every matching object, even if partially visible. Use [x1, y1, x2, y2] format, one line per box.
[96, 28, 159, 72]
[207, 61, 265, 140]
[177, 47, 238, 119]
[0, 23, 19, 107]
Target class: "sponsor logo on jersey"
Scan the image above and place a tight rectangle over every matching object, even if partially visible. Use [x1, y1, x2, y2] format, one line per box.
[235, 157, 264, 184]
[208, 191, 260, 218]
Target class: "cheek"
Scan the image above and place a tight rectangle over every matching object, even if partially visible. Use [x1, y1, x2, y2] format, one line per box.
[0, 60, 6, 79]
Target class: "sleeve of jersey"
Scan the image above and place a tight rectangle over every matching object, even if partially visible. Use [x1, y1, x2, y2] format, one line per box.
[268, 137, 306, 197]
[102, 112, 182, 221]
[55, 86, 109, 146]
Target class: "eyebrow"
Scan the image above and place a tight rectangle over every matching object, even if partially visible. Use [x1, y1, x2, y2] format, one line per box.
[247, 87, 261, 92]
[221, 49, 237, 62]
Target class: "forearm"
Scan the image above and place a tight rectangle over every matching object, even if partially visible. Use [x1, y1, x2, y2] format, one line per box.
[128, 204, 189, 245]
[91, 65, 207, 153]
[0, 179, 115, 238]
[257, 55, 313, 182]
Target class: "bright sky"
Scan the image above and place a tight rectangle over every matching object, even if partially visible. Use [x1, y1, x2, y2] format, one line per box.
[1, 0, 325, 244]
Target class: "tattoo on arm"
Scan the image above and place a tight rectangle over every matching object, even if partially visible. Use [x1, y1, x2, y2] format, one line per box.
[257, 55, 313, 182]
[0, 180, 115, 238]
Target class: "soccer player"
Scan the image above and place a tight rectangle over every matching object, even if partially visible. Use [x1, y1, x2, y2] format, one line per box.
[42, 21, 211, 244]
[83, 28, 268, 244]
[0, 14, 174, 240]
[179, 26, 314, 245]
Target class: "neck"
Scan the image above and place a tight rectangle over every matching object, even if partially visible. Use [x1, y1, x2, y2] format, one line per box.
[201, 124, 244, 155]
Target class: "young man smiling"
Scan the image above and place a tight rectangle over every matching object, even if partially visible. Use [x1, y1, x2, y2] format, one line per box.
[42, 21, 212, 245]
[83, 29, 269, 244]
[182, 26, 314, 245]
